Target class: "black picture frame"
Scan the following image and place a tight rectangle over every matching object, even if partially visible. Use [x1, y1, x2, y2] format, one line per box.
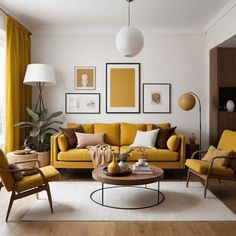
[65, 93, 100, 114]
[143, 83, 171, 113]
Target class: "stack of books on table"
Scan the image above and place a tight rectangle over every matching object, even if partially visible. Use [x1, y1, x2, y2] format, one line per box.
[132, 162, 153, 175]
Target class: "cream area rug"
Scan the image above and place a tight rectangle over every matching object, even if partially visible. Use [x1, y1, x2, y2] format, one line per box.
[22, 181, 236, 221]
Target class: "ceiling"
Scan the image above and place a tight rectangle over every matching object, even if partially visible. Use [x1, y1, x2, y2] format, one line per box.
[0, 0, 229, 29]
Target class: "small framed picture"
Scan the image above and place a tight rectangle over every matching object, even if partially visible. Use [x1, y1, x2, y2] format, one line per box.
[143, 83, 171, 113]
[106, 63, 140, 113]
[74, 66, 96, 90]
[65, 93, 100, 114]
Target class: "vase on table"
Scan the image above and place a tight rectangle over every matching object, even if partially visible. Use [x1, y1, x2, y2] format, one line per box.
[108, 154, 120, 174]
[118, 160, 129, 172]
[189, 133, 196, 144]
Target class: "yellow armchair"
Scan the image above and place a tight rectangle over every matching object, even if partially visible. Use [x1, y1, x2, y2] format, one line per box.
[185, 130, 236, 197]
[0, 149, 61, 221]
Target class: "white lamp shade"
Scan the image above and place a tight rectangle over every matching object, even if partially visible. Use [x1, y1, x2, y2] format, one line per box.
[116, 27, 144, 57]
[23, 64, 56, 86]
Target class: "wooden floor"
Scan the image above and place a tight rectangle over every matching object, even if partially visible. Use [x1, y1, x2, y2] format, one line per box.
[1, 170, 236, 236]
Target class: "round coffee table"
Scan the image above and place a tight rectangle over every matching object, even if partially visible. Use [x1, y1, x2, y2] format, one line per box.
[90, 165, 164, 210]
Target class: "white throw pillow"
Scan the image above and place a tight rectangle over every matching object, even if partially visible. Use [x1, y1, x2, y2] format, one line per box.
[130, 129, 159, 148]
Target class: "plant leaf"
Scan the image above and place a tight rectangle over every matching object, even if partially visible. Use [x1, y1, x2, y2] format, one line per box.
[14, 121, 35, 127]
[27, 108, 39, 123]
[43, 120, 63, 127]
[43, 127, 59, 133]
[30, 129, 40, 137]
[45, 111, 63, 122]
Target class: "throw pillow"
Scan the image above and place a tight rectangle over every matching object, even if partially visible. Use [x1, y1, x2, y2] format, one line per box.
[167, 135, 181, 151]
[58, 134, 69, 151]
[202, 145, 232, 167]
[8, 164, 23, 181]
[60, 126, 84, 149]
[153, 126, 176, 149]
[75, 132, 105, 148]
[130, 129, 159, 148]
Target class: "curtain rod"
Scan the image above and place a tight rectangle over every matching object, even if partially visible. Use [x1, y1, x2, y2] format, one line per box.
[0, 7, 8, 16]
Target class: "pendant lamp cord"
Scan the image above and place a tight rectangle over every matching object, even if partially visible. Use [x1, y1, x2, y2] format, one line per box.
[128, 1, 130, 27]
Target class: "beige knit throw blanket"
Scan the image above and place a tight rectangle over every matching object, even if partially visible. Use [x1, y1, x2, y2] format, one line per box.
[87, 145, 113, 168]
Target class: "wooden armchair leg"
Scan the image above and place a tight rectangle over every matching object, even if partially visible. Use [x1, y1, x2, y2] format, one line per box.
[6, 191, 15, 222]
[204, 176, 210, 198]
[186, 169, 192, 187]
[46, 184, 53, 213]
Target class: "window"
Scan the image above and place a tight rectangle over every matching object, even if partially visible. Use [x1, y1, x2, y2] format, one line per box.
[0, 29, 5, 145]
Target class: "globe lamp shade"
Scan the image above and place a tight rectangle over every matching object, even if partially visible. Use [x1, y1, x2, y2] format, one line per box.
[178, 93, 196, 111]
[116, 26, 144, 57]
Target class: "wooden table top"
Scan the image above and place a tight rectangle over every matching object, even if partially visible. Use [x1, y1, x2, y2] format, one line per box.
[92, 165, 164, 185]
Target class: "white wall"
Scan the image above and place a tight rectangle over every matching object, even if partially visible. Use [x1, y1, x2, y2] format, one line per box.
[31, 32, 207, 146]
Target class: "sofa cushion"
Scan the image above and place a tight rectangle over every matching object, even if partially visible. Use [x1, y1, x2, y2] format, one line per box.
[67, 123, 94, 134]
[16, 166, 60, 192]
[60, 126, 84, 149]
[120, 123, 146, 145]
[75, 132, 105, 148]
[57, 134, 69, 151]
[146, 123, 171, 131]
[202, 145, 232, 167]
[185, 159, 234, 177]
[130, 129, 159, 148]
[94, 123, 120, 146]
[167, 135, 181, 151]
[58, 146, 120, 161]
[120, 146, 179, 162]
[153, 126, 176, 149]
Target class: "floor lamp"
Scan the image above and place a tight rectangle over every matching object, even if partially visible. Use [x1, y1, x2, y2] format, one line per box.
[178, 92, 202, 150]
[23, 64, 56, 113]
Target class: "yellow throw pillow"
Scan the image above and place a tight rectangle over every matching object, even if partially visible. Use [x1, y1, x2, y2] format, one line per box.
[202, 145, 232, 167]
[167, 135, 181, 151]
[58, 134, 69, 152]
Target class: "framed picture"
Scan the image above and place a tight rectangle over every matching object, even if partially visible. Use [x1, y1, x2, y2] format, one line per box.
[65, 93, 100, 114]
[74, 66, 96, 90]
[106, 63, 140, 113]
[143, 83, 171, 113]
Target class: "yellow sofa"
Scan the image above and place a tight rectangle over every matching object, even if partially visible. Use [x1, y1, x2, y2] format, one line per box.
[50, 123, 186, 169]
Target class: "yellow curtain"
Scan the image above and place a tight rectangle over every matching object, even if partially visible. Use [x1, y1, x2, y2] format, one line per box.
[5, 16, 31, 152]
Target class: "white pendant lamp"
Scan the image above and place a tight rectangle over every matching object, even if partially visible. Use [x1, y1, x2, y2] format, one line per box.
[116, 0, 144, 57]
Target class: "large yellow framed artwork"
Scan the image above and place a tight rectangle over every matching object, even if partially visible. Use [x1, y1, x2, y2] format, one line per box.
[74, 66, 96, 90]
[106, 63, 140, 113]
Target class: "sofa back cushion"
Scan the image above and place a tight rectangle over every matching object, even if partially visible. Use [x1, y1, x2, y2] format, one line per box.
[94, 123, 120, 146]
[67, 123, 94, 134]
[120, 123, 146, 145]
[146, 123, 171, 131]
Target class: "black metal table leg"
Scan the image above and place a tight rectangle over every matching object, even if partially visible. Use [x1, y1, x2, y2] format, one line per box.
[102, 182, 104, 205]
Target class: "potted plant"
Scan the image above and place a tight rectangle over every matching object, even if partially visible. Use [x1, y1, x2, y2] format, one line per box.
[15, 108, 63, 166]
[115, 148, 134, 172]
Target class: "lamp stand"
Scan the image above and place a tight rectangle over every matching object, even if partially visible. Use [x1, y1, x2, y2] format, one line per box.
[189, 92, 202, 150]
[35, 82, 46, 113]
